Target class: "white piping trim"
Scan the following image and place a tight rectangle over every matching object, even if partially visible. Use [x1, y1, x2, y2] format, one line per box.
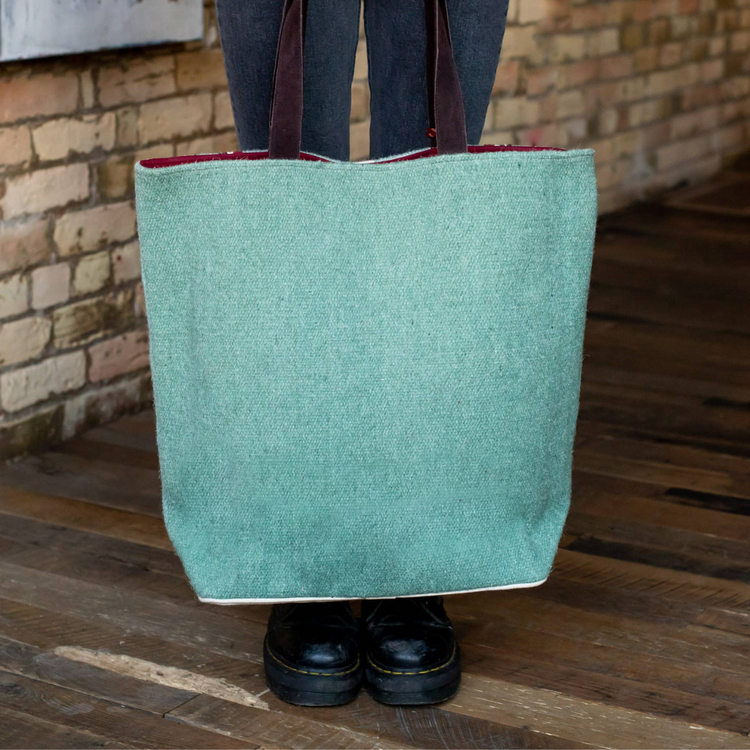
[198, 577, 547, 605]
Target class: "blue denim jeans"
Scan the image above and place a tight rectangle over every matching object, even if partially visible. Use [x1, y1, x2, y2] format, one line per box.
[215, 0, 509, 161]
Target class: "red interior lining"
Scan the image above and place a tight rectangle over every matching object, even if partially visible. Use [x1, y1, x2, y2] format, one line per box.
[140, 144, 565, 169]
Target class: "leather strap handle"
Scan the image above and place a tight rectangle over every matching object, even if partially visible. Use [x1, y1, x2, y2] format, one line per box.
[269, 0, 468, 159]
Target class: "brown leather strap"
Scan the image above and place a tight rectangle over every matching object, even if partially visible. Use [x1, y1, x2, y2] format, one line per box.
[268, 0, 306, 160]
[269, 0, 468, 159]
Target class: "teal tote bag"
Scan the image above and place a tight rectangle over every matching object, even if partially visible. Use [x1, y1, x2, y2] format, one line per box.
[134, 0, 597, 604]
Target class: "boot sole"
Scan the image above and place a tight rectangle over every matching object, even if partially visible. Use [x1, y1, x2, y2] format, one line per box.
[264, 639, 362, 706]
[364, 645, 461, 706]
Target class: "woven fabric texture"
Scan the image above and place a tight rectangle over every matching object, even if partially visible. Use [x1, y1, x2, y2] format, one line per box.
[134, 149, 597, 601]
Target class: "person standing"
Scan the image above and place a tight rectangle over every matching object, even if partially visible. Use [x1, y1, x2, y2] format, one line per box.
[213, 0, 510, 707]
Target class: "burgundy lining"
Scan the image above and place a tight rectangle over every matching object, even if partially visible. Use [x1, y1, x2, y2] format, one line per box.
[139, 144, 565, 170]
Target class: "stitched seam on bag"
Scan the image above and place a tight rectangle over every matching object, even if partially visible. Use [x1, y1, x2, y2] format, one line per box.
[265, 642, 360, 676]
[366, 645, 457, 676]
[136, 151, 594, 179]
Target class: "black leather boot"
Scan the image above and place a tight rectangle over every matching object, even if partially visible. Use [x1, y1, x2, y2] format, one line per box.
[264, 601, 362, 706]
[361, 596, 461, 705]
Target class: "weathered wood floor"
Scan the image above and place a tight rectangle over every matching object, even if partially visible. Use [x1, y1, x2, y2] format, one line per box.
[1, 168, 750, 748]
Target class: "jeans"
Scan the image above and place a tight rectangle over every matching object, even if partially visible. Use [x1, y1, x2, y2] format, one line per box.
[215, 0, 509, 161]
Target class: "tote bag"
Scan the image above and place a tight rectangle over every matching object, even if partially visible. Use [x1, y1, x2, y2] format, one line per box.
[134, 0, 597, 604]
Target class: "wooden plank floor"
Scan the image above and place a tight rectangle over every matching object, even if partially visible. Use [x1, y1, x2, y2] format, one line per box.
[1, 170, 750, 748]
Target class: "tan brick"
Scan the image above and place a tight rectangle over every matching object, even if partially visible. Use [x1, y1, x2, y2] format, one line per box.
[99, 56, 176, 107]
[700, 59, 725, 82]
[214, 91, 235, 131]
[1, 164, 89, 220]
[501, 26, 540, 59]
[73, 251, 111, 296]
[649, 18, 672, 44]
[587, 28, 620, 56]
[116, 106, 139, 148]
[646, 63, 699, 96]
[354, 41, 368, 80]
[518, 0, 547, 24]
[571, 4, 606, 29]
[642, 120, 672, 149]
[0, 219, 50, 275]
[134, 281, 146, 318]
[686, 38, 710, 62]
[175, 132, 237, 157]
[598, 107, 620, 135]
[88, 329, 149, 382]
[696, 13, 718, 34]
[659, 43, 683, 67]
[525, 66, 559, 95]
[54, 202, 136, 257]
[80, 71, 96, 109]
[539, 92, 558, 122]
[492, 60, 520, 95]
[0, 351, 85, 412]
[0, 126, 32, 168]
[632, 0, 653, 23]
[31, 263, 70, 310]
[495, 96, 541, 129]
[720, 76, 750, 99]
[351, 82, 370, 123]
[0, 71, 79, 125]
[176, 49, 228, 90]
[139, 93, 212, 144]
[559, 60, 599, 88]
[0, 316, 51, 367]
[731, 30, 750, 51]
[634, 46, 661, 73]
[589, 138, 613, 164]
[595, 157, 632, 190]
[717, 121, 745, 149]
[680, 0, 700, 12]
[671, 15, 693, 38]
[549, 34, 587, 63]
[612, 130, 645, 158]
[52, 289, 133, 348]
[538, 0, 569, 32]
[97, 156, 135, 201]
[0, 274, 28, 319]
[558, 89, 586, 119]
[600, 55, 634, 79]
[709, 36, 728, 57]
[681, 83, 717, 110]
[629, 97, 673, 127]
[621, 24, 645, 51]
[32, 113, 116, 162]
[112, 240, 141, 284]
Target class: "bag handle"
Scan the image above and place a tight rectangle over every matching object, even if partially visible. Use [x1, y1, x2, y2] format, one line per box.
[269, 0, 468, 159]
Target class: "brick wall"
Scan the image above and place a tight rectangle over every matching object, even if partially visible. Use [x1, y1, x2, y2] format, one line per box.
[483, 0, 750, 213]
[1, 0, 749, 458]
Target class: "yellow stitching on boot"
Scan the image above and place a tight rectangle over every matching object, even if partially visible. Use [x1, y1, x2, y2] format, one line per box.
[367, 645, 457, 676]
[265, 642, 360, 677]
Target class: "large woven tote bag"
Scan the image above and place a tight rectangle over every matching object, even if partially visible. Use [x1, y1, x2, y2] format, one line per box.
[135, 0, 597, 604]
